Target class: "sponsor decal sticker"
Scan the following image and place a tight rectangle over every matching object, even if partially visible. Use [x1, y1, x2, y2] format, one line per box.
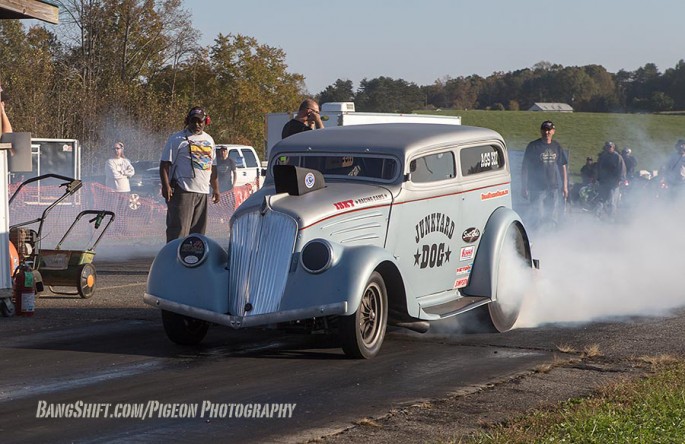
[353, 193, 388, 205]
[454, 277, 469, 289]
[459, 246, 475, 261]
[456, 264, 472, 275]
[333, 199, 354, 210]
[480, 189, 509, 201]
[461, 227, 481, 243]
[304, 172, 315, 188]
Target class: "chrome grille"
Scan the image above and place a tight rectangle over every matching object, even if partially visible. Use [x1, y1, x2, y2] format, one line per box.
[228, 209, 298, 317]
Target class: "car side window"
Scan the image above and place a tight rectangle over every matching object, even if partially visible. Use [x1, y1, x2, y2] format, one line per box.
[460, 145, 504, 176]
[410, 152, 455, 183]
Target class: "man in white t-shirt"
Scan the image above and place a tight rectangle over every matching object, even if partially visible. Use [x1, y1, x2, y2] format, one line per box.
[160, 107, 220, 242]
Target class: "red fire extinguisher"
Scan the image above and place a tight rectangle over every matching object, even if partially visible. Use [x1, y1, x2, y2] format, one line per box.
[13, 263, 36, 317]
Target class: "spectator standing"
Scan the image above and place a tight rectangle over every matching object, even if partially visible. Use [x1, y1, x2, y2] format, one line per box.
[661, 139, 685, 199]
[216, 145, 238, 213]
[160, 107, 219, 243]
[105, 142, 135, 192]
[621, 147, 638, 178]
[281, 98, 324, 139]
[596, 141, 626, 218]
[580, 156, 596, 185]
[521, 120, 569, 228]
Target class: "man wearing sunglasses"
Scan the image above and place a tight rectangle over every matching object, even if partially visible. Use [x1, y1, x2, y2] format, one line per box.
[281, 98, 324, 139]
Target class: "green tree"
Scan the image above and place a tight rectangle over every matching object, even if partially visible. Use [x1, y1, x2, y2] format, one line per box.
[356, 76, 424, 113]
[318, 79, 355, 105]
[201, 33, 304, 156]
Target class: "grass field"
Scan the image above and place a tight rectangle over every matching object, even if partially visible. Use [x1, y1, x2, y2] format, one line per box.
[419, 110, 685, 176]
[469, 359, 685, 444]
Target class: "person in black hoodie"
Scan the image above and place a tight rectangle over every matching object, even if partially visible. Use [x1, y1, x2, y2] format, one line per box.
[596, 141, 626, 218]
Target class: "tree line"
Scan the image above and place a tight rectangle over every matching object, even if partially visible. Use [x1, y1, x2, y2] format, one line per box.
[0, 1, 683, 174]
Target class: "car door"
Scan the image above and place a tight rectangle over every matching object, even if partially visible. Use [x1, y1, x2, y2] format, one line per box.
[385, 147, 463, 316]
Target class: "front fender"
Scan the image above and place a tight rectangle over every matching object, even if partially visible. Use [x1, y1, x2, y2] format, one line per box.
[146, 235, 229, 313]
[279, 243, 400, 316]
[461, 207, 531, 299]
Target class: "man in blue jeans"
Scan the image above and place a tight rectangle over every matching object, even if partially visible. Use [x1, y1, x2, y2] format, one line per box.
[521, 120, 568, 229]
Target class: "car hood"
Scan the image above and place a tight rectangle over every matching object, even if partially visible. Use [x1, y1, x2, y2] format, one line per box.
[238, 182, 394, 230]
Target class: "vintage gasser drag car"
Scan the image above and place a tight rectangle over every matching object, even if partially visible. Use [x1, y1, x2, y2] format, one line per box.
[145, 123, 537, 358]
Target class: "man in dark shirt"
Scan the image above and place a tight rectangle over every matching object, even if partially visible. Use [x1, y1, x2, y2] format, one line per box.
[281, 98, 324, 139]
[521, 120, 568, 229]
[596, 141, 626, 219]
[621, 147, 637, 178]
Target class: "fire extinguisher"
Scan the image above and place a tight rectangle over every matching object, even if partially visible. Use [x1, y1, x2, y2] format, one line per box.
[13, 263, 36, 317]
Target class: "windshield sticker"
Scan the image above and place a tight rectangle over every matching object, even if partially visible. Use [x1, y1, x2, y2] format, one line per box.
[480, 189, 509, 201]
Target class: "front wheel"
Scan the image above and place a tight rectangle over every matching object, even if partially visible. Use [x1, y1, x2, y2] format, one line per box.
[161, 310, 209, 345]
[339, 272, 388, 359]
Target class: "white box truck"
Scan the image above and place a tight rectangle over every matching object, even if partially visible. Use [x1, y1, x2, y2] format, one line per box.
[265, 102, 461, 158]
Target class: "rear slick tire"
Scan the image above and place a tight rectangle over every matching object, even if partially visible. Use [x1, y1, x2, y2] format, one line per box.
[483, 223, 531, 333]
[340, 271, 388, 359]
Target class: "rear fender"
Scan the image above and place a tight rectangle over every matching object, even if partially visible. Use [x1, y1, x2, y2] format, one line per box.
[461, 207, 531, 300]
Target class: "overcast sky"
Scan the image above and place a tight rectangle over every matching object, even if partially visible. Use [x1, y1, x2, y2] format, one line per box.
[183, 0, 684, 94]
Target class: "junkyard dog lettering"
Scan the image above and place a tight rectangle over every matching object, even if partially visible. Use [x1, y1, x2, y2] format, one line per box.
[414, 243, 452, 269]
[414, 213, 455, 243]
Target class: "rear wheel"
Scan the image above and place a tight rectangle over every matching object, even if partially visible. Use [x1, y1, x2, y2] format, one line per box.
[340, 272, 388, 359]
[77, 263, 97, 299]
[161, 310, 209, 345]
[487, 224, 532, 333]
[478, 224, 531, 333]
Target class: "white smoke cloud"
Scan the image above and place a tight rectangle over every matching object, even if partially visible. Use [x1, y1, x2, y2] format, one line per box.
[516, 195, 685, 327]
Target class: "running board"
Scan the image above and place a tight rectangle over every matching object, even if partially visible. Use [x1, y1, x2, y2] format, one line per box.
[421, 296, 489, 318]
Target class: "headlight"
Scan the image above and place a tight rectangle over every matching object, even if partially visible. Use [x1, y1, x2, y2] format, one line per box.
[300, 239, 333, 274]
[177, 235, 209, 267]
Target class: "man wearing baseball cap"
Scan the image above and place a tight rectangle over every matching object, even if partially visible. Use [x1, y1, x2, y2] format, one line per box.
[521, 120, 568, 229]
[160, 106, 220, 243]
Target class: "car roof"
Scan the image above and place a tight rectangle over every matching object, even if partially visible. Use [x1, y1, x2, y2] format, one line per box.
[271, 123, 505, 159]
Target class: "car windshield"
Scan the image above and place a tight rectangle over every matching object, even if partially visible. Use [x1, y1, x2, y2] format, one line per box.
[273, 153, 399, 182]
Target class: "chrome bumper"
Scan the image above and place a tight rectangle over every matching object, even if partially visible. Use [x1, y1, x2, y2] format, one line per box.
[144, 293, 347, 329]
